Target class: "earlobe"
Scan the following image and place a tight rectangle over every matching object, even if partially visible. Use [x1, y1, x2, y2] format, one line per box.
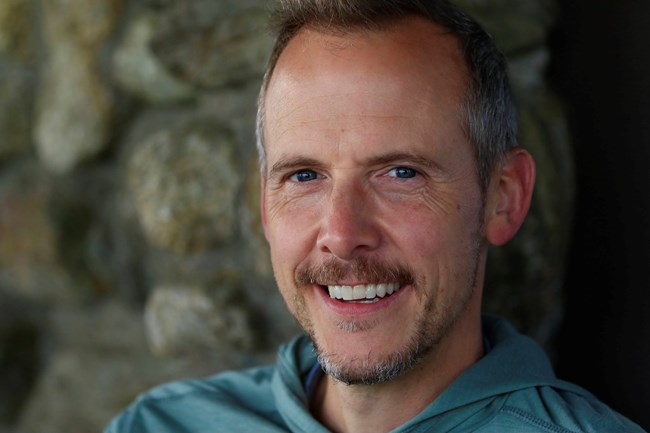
[485, 148, 536, 246]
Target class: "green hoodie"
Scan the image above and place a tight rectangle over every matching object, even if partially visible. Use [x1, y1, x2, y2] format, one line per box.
[105, 316, 644, 432]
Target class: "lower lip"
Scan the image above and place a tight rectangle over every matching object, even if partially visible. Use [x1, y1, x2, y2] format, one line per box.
[314, 284, 411, 316]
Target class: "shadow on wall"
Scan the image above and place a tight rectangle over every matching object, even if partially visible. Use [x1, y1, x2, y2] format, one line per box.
[550, 0, 650, 430]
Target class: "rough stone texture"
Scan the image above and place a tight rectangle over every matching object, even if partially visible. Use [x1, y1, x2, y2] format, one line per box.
[242, 156, 274, 279]
[0, 0, 33, 60]
[34, 0, 122, 174]
[151, 0, 273, 88]
[0, 0, 574, 431]
[113, 10, 195, 103]
[13, 301, 269, 433]
[34, 42, 111, 173]
[456, 0, 556, 54]
[127, 117, 241, 253]
[0, 60, 33, 161]
[0, 0, 34, 161]
[0, 162, 76, 304]
[145, 285, 255, 356]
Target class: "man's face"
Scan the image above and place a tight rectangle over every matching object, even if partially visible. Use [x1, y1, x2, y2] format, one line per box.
[262, 18, 488, 384]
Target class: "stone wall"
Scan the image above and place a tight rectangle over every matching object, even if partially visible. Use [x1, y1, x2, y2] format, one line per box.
[0, 1, 570, 431]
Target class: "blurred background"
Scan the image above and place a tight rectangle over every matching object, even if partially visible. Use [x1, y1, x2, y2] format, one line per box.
[0, 0, 647, 432]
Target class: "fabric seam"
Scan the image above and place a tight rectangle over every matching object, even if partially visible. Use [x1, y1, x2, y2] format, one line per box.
[501, 405, 580, 433]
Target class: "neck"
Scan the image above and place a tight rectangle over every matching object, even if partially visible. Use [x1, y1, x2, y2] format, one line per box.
[310, 305, 484, 433]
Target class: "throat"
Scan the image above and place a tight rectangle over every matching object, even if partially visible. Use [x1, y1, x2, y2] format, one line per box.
[311, 373, 417, 433]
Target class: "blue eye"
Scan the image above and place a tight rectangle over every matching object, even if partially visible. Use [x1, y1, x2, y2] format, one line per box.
[290, 170, 319, 182]
[388, 167, 417, 179]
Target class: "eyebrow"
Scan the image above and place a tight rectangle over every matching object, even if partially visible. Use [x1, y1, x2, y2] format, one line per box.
[268, 156, 324, 180]
[268, 152, 443, 179]
[365, 152, 442, 172]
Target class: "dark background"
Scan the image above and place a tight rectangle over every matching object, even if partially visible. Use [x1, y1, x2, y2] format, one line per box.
[551, 1, 650, 430]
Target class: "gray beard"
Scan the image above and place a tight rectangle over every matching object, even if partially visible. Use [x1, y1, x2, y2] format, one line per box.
[306, 240, 483, 386]
[292, 228, 484, 386]
[313, 318, 436, 385]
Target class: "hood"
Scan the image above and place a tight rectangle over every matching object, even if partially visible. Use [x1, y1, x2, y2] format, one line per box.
[270, 316, 592, 433]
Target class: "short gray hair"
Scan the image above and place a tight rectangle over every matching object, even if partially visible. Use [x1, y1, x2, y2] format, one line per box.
[256, 0, 517, 193]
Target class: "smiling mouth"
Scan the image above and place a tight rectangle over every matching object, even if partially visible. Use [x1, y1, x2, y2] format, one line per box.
[323, 283, 402, 303]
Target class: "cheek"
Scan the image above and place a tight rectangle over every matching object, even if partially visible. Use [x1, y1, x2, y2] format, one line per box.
[379, 193, 450, 245]
[381, 195, 481, 266]
[265, 194, 322, 266]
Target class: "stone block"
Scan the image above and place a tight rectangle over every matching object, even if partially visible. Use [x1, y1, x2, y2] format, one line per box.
[0, 0, 33, 59]
[127, 117, 241, 253]
[13, 301, 259, 433]
[151, 0, 272, 88]
[113, 10, 195, 103]
[241, 156, 273, 278]
[0, 60, 32, 161]
[0, 162, 75, 304]
[34, 0, 123, 174]
[145, 285, 255, 356]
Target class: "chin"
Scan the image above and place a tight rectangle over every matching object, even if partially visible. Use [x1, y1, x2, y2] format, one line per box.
[313, 325, 437, 386]
[316, 342, 429, 386]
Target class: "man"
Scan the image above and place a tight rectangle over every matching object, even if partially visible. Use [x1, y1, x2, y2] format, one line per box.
[106, 1, 645, 432]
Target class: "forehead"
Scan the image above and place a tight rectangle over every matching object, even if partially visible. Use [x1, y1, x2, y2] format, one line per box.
[267, 16, 467, 101]
[263, 17, 470, 159]
[293, 17, 462, 68]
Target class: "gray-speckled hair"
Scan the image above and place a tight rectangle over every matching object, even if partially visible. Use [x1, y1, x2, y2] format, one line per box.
[256, 0, 517, 193]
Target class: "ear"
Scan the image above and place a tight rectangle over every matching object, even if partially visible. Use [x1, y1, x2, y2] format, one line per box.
[485, 147, 536, 246]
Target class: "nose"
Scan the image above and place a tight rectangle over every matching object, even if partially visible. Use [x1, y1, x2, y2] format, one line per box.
[316, 181, 381, 260]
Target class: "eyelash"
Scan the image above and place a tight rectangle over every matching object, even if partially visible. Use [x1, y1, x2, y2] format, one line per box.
[387, 167, 418, 179]
[286, 166, 420, 183]
[289, 169, 320, 182]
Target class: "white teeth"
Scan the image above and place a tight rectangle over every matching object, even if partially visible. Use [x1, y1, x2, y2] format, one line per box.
[327, 283, 401, 301]
[365, 284, 375, 299]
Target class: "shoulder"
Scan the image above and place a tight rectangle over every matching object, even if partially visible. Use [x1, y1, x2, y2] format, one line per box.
[479, 385, 645, 433]
[471, 316, 645, 432]
[104, 365, 286, 433]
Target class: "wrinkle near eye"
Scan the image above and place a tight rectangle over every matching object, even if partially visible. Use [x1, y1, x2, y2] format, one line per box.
[265, 183, 325, 224]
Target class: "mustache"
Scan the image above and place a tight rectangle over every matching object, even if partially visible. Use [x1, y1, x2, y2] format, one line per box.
[295, 257, 416, 287]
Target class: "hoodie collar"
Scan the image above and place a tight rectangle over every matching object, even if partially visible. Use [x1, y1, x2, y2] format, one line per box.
[271, 316, 591, 433]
